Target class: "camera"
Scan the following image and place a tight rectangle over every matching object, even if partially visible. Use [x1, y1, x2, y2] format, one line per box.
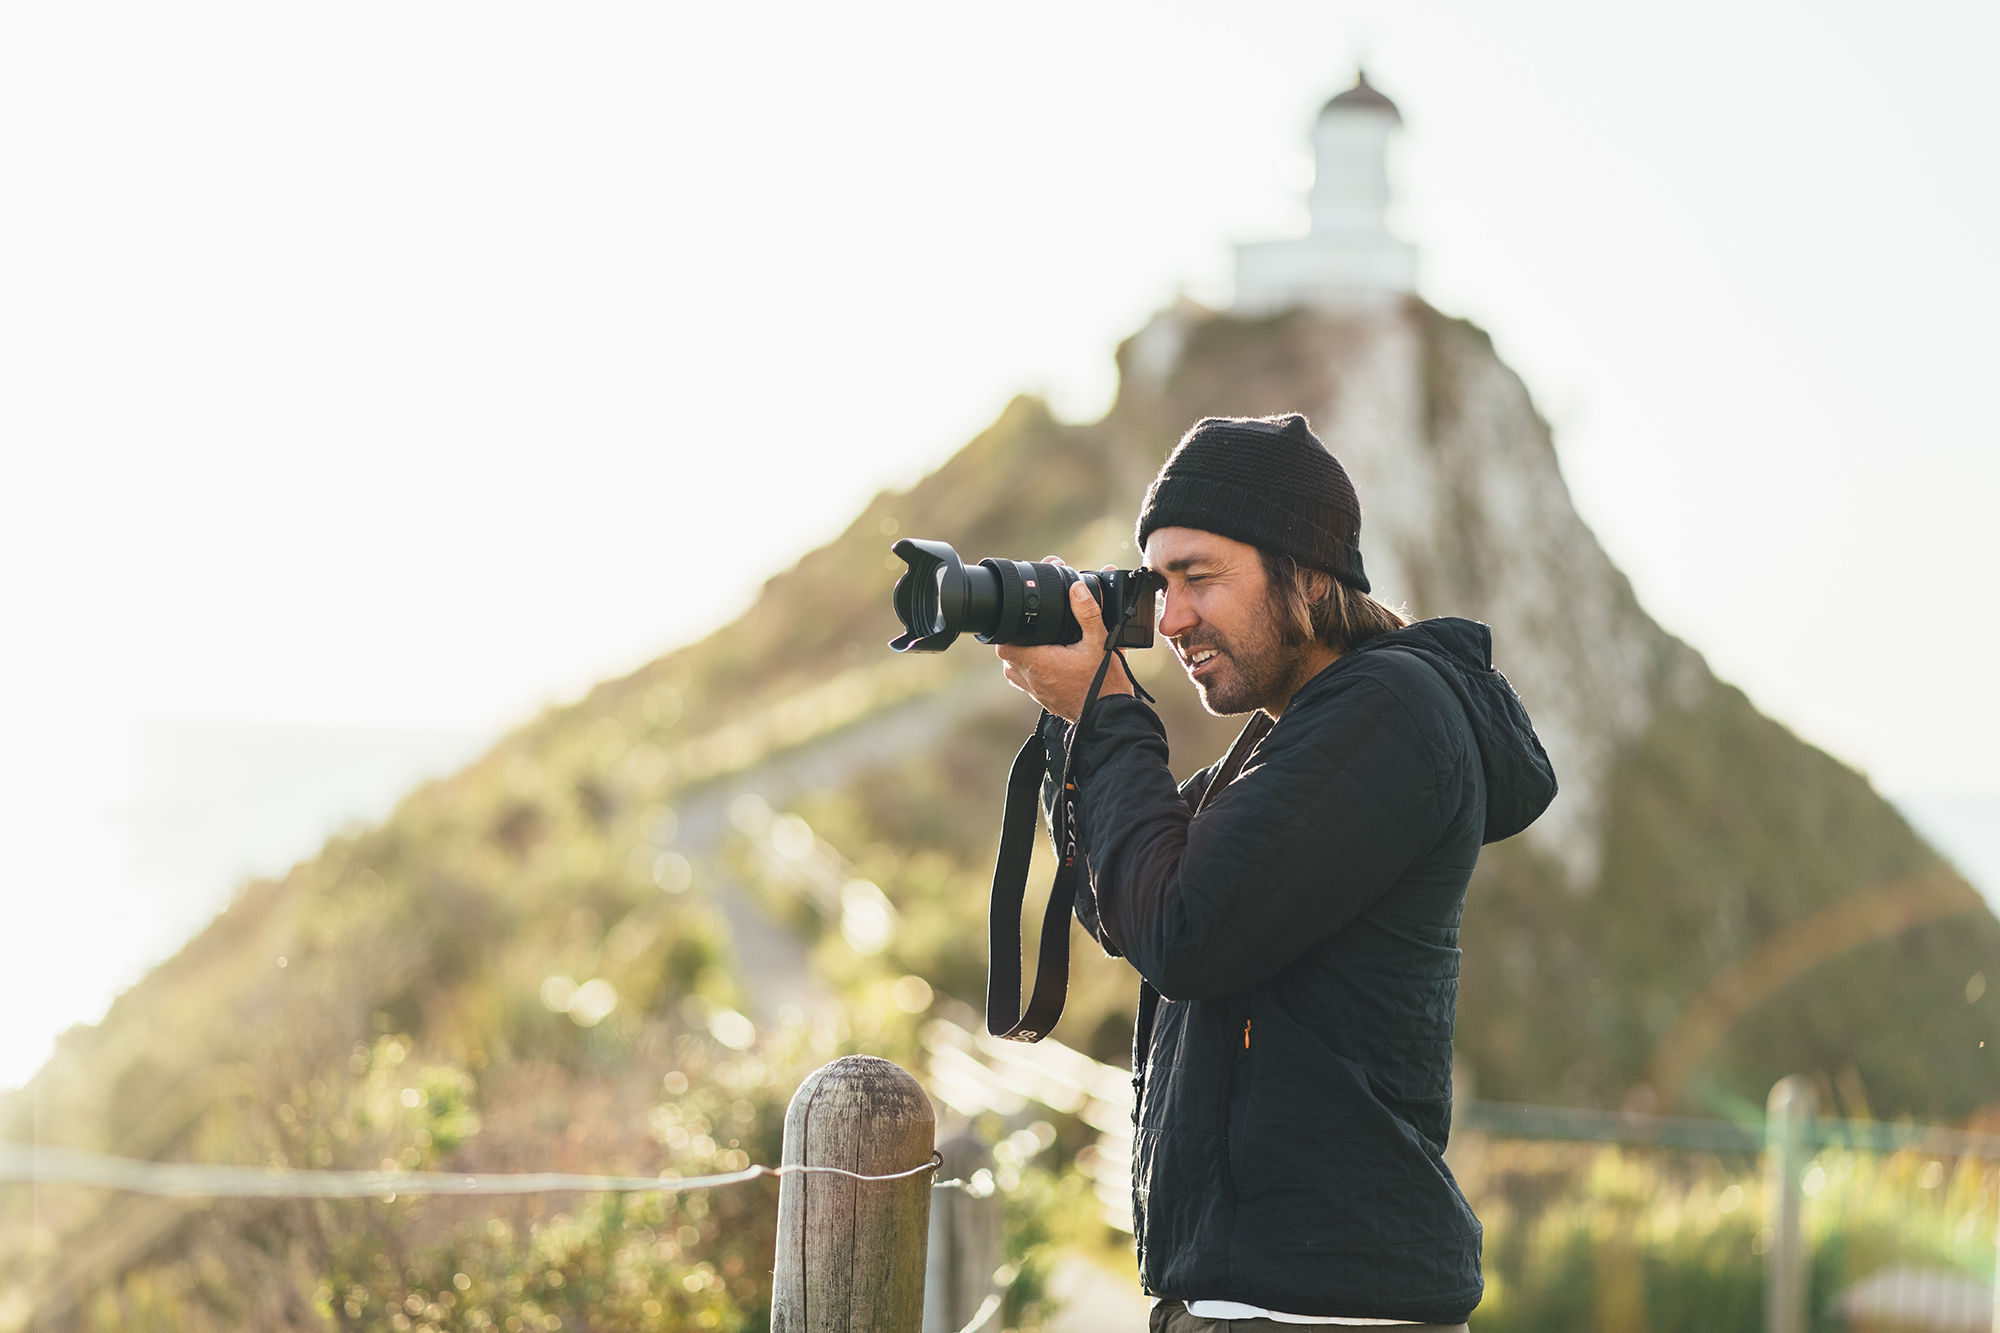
[887, 538, 1160, 653]
[889, 537, 1161, 1043]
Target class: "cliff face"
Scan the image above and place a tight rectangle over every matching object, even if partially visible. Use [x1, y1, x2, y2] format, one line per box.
[1122, 302, 1656, 889]
[1106, 301, 1996, 1114]
[6, 299, 1995, 1327]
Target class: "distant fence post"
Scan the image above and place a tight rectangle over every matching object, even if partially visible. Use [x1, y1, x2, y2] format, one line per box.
[1992, 1206, 2000, 1333]
[771, 1055, 936, 1333]
[1764, 1076, 1814, 1333]
[924, 1132, 1002, 1333]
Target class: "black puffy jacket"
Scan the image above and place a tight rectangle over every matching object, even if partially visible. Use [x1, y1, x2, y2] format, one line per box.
[1043, 617, 1556, 1324]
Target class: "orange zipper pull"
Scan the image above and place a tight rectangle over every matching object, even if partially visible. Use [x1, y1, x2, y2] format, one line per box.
[1243, 1019, 1252, 1050]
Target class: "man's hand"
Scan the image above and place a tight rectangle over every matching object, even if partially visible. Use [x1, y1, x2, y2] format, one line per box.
[995, 561, 1133, 723]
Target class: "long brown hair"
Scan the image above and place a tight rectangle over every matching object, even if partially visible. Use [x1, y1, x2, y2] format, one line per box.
[1259, 548, 1411, 654]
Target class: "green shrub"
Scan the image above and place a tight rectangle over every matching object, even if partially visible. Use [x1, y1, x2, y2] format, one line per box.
[1463, 1139, 1998, 1333]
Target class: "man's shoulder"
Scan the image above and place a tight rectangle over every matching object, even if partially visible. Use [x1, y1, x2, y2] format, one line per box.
[1296, 638, 1462, 720]
[1276, 640, 1478, 783]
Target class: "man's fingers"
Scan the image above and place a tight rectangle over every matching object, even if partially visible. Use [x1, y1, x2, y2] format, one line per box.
[1070, 580, 1104, 625]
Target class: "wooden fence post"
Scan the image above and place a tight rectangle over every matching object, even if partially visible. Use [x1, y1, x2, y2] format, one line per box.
[924, 1132, 1002, 1333]
[1991, 1206, 2000, 1333]
[1764, 1075, 1814, 1333]
[771, 1055, 936, 1333]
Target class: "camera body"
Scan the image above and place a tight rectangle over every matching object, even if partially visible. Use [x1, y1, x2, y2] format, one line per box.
[889, 538, 1159, 653]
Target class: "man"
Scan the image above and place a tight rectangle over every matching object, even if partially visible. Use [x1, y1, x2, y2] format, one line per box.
[996, 414, 1557, 1331]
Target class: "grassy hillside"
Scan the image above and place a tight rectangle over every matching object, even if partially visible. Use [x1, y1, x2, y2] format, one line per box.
[5, 301, 1994, 1331]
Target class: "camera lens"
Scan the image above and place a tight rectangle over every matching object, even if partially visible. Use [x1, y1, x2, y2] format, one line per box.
[962, 564, 1002, 637]
[971, 560, 1081, 648]
[890, 539, 1156, 653]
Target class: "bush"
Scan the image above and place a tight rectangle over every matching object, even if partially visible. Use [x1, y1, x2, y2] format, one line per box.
[1462, 1139, 1999, 1333]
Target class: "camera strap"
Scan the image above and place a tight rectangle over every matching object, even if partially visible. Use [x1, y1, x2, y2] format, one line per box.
[986, 582, 1152, 1044]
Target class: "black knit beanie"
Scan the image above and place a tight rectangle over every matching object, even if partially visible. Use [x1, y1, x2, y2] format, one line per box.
[1136, 414, 1370, 593]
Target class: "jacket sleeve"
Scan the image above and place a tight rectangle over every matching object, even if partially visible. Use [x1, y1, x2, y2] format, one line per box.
[1040, 711, 1216, 955]
[1071, 676, 1451, 1001]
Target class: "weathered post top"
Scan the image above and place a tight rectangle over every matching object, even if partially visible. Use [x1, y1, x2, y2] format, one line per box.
[772, 1055, 937, 1333]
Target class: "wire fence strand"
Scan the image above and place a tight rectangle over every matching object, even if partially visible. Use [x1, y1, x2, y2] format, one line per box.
[1457, 1100, 2000, 1159]
[1, 1144, 943, 1199]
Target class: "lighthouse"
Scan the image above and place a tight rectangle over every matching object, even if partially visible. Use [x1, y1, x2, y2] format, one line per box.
[1233, 72, 1418, 314]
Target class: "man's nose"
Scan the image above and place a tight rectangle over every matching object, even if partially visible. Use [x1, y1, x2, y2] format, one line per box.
[1158, 589, 1198, 639]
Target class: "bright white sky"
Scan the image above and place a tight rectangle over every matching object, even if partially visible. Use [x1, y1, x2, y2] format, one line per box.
[3, 1, 1996, 1091]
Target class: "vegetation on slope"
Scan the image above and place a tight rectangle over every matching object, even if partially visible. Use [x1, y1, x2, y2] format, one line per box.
[5, 302, 1995, 1330]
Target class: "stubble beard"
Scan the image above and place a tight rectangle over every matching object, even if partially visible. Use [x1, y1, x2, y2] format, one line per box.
[1186, 618, 1309, 717]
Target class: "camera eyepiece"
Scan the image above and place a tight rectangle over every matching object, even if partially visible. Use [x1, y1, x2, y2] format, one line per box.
[888, 538, 1158, 653]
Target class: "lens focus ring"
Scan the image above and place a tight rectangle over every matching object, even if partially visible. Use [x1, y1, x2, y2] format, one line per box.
[975, 559, 1024, 645]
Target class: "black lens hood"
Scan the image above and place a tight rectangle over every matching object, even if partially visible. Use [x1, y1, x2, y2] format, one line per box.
[889, 538, 967, 652]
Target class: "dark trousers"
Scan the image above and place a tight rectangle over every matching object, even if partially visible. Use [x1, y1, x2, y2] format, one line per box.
[1149, 1303, 1470, 1333]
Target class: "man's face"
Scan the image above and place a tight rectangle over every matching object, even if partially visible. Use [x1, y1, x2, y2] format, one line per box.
[1143, 526, 1301, 717]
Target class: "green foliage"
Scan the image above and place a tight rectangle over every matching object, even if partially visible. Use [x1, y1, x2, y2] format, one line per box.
[315, 1201, 753, 1333]
[311, 1035, 815, 1333]
[1472, 1143, 1764, 1333]
[1459, 665, 2000, 1119]
[998, 1167, 1081, 1330]
[1465, 1140, 1999, 1333]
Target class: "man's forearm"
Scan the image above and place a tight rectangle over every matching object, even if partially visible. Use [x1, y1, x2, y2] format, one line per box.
[1069, 698, 1194, 976]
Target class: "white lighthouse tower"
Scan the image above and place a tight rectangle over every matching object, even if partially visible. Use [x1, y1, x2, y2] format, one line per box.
[1233, 72, 1417, 314]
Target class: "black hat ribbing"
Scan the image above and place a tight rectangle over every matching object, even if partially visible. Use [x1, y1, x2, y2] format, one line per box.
[1136, 414, 1370, 593]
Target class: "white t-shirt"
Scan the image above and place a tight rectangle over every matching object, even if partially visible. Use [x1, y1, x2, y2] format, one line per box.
[1157, 1297, 1419, 1325]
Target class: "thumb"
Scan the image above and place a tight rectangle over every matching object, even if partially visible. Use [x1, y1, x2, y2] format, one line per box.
[1070, 578, 1103, 626]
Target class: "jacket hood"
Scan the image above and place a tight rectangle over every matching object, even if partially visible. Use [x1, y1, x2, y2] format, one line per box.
[1355, 617, 1558, 844]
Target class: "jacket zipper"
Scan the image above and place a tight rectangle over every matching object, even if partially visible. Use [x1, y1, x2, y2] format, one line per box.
[1187, 726, 1267, 1214]
[1218, 1018, 1250, 1201]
